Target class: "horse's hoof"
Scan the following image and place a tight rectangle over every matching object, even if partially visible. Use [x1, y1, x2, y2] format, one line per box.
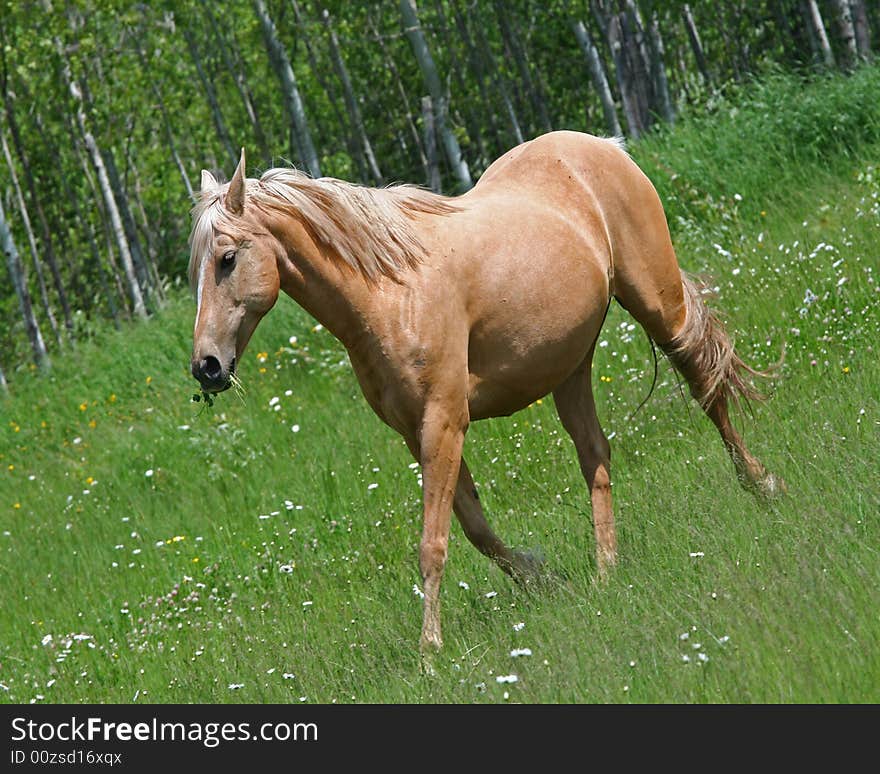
[419, 650, 438, 677]
[747, 471, 787, 500]
[511, 547, 546, 585]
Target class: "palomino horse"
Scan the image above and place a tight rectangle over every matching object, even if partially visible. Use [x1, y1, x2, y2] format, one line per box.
[189, 131, 783, 654]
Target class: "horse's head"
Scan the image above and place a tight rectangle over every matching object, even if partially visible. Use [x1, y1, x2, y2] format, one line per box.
[189, 149, 281, 393]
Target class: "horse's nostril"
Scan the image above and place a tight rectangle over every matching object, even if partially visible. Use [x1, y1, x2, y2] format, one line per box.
[202, 356, 222, 380]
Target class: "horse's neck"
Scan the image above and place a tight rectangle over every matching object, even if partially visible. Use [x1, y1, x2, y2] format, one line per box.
[268, 212, 371, 348]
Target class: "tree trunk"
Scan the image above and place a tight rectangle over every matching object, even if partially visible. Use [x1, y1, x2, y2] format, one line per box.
[101, 147, 154, 308]
[182, 22, 238, 169]
[682, 4, 712, 86]
[399, 0, 472, 190]
[450, 2, 503, 152]
[0, 359, 6, 392]
[253, 0, 322, 177]
[1, 84, 74, 339]
[322, 9, 384, 185]
[28, 101, 122, 327]
[0, 194, 50, 370]
[492, 0, 553, 133]
[607, 12, 644, 138]
[63, 158, 122, 328]
[198, 0, 272, 164]
[468, 6, 524, 146]
[850, 0, 872, 61]
[572, 20, 622, 137]
[132, 27, 194, 200]
[288, 0, 346, 157]
[367, 12, 429, 179]
[129, 161, 166, 305]
[831, 0, 858, 69]
[646, 8, 675, 125]
[1, 128, 62, 347]
[61, 103, 129, 319]
[620, 3, 653, 130]
[802, 0, 836, 68]
[421, 96, 442, 193]
[58, 44, 147, 319]
[430, 0, 490, 169]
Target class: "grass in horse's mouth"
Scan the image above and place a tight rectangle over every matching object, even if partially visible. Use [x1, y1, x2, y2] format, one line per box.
[192, 358, 238, 406]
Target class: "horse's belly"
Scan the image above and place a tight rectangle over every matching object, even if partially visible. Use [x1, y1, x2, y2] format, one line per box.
[466, 310, 604, 420]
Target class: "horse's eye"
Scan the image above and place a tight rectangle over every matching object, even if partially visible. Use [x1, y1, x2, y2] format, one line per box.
[221, 250, 236, 268]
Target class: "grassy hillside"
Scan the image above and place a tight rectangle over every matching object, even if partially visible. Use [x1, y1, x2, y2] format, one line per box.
[1, 69, 878, 703]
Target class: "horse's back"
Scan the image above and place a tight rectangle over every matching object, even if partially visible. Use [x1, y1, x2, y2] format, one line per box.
[475, 131, 635, 197]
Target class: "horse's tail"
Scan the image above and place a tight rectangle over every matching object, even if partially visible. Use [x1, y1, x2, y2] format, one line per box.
[660, 271, 773, 411]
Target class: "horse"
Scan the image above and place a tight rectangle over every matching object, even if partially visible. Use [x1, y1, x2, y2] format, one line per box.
[188, 131, 784, 655]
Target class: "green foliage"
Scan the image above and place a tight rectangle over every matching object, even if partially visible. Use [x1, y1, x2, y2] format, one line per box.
[3, 1, 878, 374]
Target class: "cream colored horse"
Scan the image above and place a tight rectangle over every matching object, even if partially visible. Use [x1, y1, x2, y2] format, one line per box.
[189, 131, 783, 654]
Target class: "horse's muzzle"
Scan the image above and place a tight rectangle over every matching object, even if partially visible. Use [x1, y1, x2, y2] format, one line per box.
[191, 355, 235, 393]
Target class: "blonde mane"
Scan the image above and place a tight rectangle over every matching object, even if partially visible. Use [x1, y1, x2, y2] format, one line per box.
[188, 169, 459, 289]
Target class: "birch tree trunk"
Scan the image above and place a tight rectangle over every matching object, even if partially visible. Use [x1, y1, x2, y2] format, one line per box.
[608, 13, 644, 138]
[288, 0, 343, 147]
[322, 9, 384, 185]
[572, 20, 622, 137]
[58, 150, 122, 327]
[468, 7, 524, 146]
[367, 12, 429, 179]
[182, 22, 238, 169]
[0, 194, 50, 370]
[831, 0, 858, 69]
[130, 161, 166, 305]
[421, 96, 441, 193]
[399, 0, 472, 190]
[101, 147, 154, 308]
[450, 2, 503, 151]
[58, 45, 147, 319]
[492, 0, 552, 133]
[850, 0, 872, 61]
[62, 103, 129, 317]
[199, 0, 272, 164]
[802, 0, 836, 68]
[682, 4, 712, 86]
[1, 128, 62, 347]
[430, 0, 489, 168]
[1, 78, 74, 338]
[253, 0, 322, 178]
[620, 3, 653, 130]
[132, 29, 194, 200]
[646, 9, 675, 125]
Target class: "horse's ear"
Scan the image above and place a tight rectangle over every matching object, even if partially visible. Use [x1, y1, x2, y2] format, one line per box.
[226, 148, 247, 215]
[200, 169, 219, 195]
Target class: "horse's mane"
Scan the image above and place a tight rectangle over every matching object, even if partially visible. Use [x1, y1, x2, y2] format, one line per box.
[188, 168, 459, 290]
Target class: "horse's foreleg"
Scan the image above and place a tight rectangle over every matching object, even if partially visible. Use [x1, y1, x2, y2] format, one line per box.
[553, 357, 617, 577]
[414, 402, 467, 654]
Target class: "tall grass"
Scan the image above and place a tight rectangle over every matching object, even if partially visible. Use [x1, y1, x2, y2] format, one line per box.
[1, 67, 878, 704]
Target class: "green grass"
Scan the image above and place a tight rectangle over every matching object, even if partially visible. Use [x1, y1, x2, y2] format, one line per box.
[1, 69, 879, 704]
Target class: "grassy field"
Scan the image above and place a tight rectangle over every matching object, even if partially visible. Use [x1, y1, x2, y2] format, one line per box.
[1, 69, 878, 704]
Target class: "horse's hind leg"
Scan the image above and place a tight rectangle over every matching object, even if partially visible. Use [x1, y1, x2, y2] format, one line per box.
[659, 273, 785, 497]
[552, 355, 617, 576]
[616, 258, 784, 497]
[453, 458, 543, 581]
